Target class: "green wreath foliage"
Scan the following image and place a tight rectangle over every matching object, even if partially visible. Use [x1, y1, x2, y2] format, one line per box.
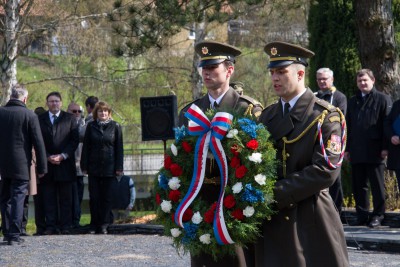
[154, 111, 277, 260]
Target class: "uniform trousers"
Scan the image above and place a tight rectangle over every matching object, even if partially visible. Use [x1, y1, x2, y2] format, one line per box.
[351, 163, 385, 220]
[0, 177, 29, 240]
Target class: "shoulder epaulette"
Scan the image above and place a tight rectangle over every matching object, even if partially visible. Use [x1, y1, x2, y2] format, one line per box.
[315, 98, 336, 112]
[239, 95, 264, 109]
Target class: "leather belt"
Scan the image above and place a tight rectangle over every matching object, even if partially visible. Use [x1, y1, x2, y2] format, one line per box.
[203, 177, 221, 185]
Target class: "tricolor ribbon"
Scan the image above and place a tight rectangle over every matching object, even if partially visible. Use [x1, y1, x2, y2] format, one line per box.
[174, 104, 234, 245]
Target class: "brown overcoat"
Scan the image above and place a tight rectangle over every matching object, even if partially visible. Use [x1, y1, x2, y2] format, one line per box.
[179, 87, 263, 267]
[257, 89, 349, 267]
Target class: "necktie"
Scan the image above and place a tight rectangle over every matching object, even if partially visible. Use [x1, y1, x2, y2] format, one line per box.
[52, 114, 58, 124]
[283, 102, 291, 117]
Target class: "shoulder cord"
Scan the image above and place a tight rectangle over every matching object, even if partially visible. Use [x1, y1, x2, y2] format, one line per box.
[317, 107, 347, 169]
[243, 104, 254, 116]
[281, 110, 328, 178]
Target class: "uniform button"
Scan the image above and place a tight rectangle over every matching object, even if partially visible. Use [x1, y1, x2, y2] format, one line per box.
[285, 216, 289, 221]
[289, 203, 294, 207]
[286, 153, 290, 158]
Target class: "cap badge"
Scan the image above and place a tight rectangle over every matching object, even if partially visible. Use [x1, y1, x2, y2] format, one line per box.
[202, 46, 209, 55]
[271, 47, 278, 56]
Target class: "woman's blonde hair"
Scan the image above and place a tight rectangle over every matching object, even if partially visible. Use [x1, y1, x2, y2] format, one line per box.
[92, 101, 112, 120]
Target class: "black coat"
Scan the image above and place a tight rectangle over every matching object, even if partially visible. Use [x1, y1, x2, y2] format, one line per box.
[38, 111, 78, 182]
[315, 87, 347, 115]
[346, 88, 392, 164]
[80, 120, 124, 177]
[384, 99, 400, 170]
[0, 99, 47, 180]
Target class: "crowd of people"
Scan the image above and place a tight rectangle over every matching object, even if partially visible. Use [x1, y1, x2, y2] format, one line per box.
[1, 39, 400, 267]
[0, 91, 135, 245]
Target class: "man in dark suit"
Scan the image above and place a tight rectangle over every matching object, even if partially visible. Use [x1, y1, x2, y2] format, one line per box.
[345, 69, 392, 228]
[257, 42, 349, 266]
[38, 92, 79, 235]
[315, 67, 347, 214]
[178, 41, 263, 267]
[0, 84, 47, 245]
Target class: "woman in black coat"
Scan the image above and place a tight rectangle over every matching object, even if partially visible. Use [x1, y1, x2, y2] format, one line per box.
[81, 101, 124, 234]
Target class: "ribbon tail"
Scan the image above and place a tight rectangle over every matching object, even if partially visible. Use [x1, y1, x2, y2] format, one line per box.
[210, 136, 234, 245]
[174, 132, 210, 227]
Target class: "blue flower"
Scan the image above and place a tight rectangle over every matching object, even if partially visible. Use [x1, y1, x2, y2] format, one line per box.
[237, 118, 263, 139]
[182, 223, 199, 244]
[158, 173, 169, 190]
[241, 183, 265, 203]
[174, 126, 188, 143]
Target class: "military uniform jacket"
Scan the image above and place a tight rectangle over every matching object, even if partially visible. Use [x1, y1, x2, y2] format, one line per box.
[315, 87, 347, 115]
[384, 99, 400, 170]
[346, 88, 392, 164]
[257, 88, 349, 267]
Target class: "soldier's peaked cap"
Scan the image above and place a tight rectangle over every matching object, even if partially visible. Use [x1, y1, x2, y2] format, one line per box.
[264, 41, 315, 68]
[195, 41, 241, 67]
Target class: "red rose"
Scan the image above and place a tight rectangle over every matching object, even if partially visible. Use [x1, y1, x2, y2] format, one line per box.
[235, 165, 248, 179]
[155, 193, 161, 205]
[182, 141, 193, 153]
[230, 145, 240, 156]
[182, 208, 193, 222]
[164, 155, 172, 170]
[223, 195, 236, 209]
[230, 156, 241, 168]
[246, 139, 259, 150]
[204, 209, 215, 224]
[170, 163, 183, 176]
[171, 212, 176, 222]
[231, 209, 244, 221]
[168, 190, 181, 202]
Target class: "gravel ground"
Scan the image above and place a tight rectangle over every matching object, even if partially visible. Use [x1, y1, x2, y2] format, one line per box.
[0, 234, 190, 267]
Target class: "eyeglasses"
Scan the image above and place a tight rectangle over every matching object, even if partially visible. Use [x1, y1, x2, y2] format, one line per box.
[71, 110, 82, 113]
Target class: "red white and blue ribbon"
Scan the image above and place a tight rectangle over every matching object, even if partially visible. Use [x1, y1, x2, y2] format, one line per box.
[317, 118, 346, 169]
[174, 104, 234, 245]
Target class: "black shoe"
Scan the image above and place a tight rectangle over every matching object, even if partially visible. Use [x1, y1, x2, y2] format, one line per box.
[60, 229, 70, 235]
[7, 238, 25, 246]
[99, 226, 108, 234]
[43, 229, 57, 235]
[368, 215, 384, 228]
[20, 232, 30, 236]
[87, 228, 96, 234]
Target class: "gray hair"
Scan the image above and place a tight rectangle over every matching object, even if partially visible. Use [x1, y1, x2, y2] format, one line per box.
[10, 84, 28, 100]
[316, 67, 334, 78]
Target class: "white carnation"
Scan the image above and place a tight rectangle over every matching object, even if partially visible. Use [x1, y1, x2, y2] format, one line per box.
[232, 182, 243, 194]
[168, 177, 181, 190]
[171, 143, 178, 156]
[160, 200, 172, 213]
[199, 234, 211, 244]
[170, 228, 182, 237]
[226, 129, 238, 138]
[191, 211, 203, 224]
[254, 174, 266, 185]
[243, 206, 255, 217]
[248, 152, 262, 163]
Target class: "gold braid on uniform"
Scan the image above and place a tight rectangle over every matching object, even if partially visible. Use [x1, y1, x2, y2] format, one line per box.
[243, 103, 254, 116]
[282, 110, 328, 178]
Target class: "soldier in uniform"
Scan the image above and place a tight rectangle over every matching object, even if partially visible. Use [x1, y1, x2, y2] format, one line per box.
[256, 42, 349, 267]
[178, 41, 263, 267]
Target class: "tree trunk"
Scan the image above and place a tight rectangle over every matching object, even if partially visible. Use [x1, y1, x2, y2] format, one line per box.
[354, 0, 400, 99]
[1, 0, 21, 105]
